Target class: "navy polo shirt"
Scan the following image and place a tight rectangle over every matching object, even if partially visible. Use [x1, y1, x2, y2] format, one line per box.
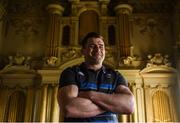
[59, 63, 127, 122]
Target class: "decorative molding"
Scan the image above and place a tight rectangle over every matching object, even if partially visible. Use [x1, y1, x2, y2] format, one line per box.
[46, 4, 64, 15]
[44, 56, 59, 67]
[132, 1, 175, 13]
[114, 4, 133, 15]
[146, 53, 172, 68]
[7, 0, 45, 16]
[61, 48, 81, 63]
[133, 16, 168, 40]
[9, 17, 41, 42]
[4, 53, 31, 69]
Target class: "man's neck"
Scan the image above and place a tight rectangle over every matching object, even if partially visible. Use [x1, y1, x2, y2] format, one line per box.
[84, 62, 102, 71]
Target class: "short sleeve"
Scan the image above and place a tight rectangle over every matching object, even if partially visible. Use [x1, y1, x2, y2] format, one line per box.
[116, 71, 128, 87]
[59, 67, 77, 88]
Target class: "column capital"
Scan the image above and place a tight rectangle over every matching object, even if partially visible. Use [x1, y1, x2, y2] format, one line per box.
[46, 4, 64, 15]
[69, 0, 79, 4]
[99, 0, 110, 4]
[114, 4, 133, 15]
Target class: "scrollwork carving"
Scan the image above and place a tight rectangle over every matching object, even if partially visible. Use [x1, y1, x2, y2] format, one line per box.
[5, 53, 31, 68]
[146, 53, 171, 67]
[44, 56, 59, 67]
[61, 48, 81, 63]
[119, 55, 142, 68]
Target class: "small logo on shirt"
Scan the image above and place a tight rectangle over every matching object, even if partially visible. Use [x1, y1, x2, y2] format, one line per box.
[78, 71, 84, 76]
[105, 73, 111, 79]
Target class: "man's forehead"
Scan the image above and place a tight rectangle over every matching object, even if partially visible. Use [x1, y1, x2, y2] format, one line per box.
[87, 37, 104, 44]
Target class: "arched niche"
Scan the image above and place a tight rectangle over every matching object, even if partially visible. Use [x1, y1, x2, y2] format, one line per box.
[140, 66, 177, 74]
[62, 25, 70, 46]
[78, 10, 99, 44]
[139, 66, 177, 87]
[108, 25, 116, 46]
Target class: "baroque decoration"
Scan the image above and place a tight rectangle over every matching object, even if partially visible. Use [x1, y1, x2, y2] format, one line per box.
[0, 0, 179, 123]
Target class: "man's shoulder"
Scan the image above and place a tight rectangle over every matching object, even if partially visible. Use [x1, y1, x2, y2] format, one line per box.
[103, 65, 123, 77]
[63, 64, 81, 72]
[103, 65, 116, 73]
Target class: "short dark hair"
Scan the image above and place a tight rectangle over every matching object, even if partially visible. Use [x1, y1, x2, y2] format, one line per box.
[81, 32, 104, 48]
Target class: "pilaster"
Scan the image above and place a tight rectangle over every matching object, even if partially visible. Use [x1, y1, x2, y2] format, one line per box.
[39, 84, 48, 122]
[114, 4, 133, 62]
[46, 4, 64, 57]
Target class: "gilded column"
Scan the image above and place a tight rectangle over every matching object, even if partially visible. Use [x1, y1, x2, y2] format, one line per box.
[119, 115, 128, 122]
[46, 85, 52, 122]
[99, 17, 108, 45]
[134, 84, 146, 122]
[24, 87, 34, 122]
[114, 4, 133, 59]
[50, 85, 59, 122]
[71, 17, 79, 46]
[39, 85, 48, 122]
[46, 4, 64, 57]
[99, 0, 110, 45]
[0, 88, 8, 122]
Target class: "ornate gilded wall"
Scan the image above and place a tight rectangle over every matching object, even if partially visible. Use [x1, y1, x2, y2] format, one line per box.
[0, 0, 179, 122]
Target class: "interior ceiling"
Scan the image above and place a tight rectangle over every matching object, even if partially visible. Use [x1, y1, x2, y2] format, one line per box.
[1, 0, 179, 17]
[110, 0, 178, 13]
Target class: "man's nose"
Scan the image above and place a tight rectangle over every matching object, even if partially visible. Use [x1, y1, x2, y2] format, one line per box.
[94, 46, 101, 52]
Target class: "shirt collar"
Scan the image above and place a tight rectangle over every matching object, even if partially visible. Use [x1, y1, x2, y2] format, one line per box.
[80, 62, 106, 73]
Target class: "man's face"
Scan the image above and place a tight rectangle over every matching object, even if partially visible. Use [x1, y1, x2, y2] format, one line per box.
[82, 37, 105, 65]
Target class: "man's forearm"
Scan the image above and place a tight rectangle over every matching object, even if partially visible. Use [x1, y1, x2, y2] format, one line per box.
[63, 97, 105, 118]
[90, 91, 134, 114]
[78, 86, 134, 114]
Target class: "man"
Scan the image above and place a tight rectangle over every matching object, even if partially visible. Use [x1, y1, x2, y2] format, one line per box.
[58, 32, 134, 122]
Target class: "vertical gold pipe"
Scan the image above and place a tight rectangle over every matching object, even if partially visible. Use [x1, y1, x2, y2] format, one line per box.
[162, 92, 164, 121]
[39, 85, 48, 122]
[46, 4, 64, 57]
[157, 91, 160, 121]
[46, 85, 52, 121]
[51, 15, 55, 56]
[160, 91, 163, 121]
[24, 87, 34, 122]
[48, 15, 51, 56]
[54, 15, 59, 57]
[115, 4, 132, 58]
[0, 88, 7, 122]
[8, 93, 19, 122]
[53, 15, 56, 56]
[122, 115, 128, 122]
[50, 85, 59, 122]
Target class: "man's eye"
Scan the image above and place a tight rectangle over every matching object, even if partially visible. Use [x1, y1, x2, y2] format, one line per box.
[88, 45, 95, 48]
[99, 45, 104, 49]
